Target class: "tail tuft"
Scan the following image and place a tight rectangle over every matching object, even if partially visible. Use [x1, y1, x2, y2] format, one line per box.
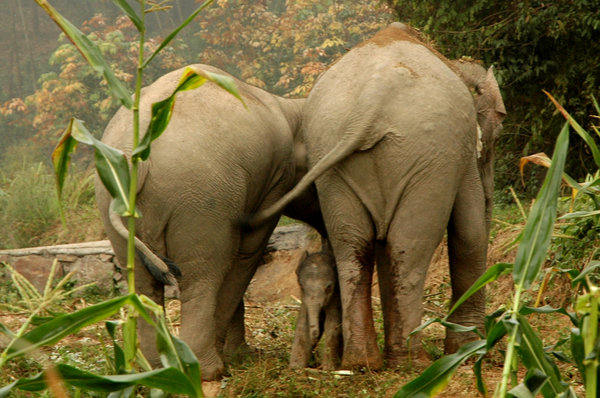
[139, 252, 178, 285]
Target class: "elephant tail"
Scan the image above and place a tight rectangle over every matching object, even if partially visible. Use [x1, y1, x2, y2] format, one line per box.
[241, 133, 365, 229]
[108, 201, 181, 285]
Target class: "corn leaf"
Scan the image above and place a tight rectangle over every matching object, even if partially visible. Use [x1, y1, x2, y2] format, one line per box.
[33, 0, 132, 109]
[111, 0, 142, 31]
[514, 315, 568, 397]
[572, 261, 600, 286]
[519, 152, 581, 190]
[143, 0, 214, 68]
[394, 340, 486, 397]
[447, 262, 512, 317]
[545, 90, 600, 167]
[0, 365, 199, 397]
[52, 118, 132, 216]
[520, 305, 577, 326]
[473, 355, 487, 395]
[105, 321, 126, 374]
[134, 66, 244, 161]
[513, 123, 569, 289]
[4, 294, 152, 361]
[507, 368, 549, 398]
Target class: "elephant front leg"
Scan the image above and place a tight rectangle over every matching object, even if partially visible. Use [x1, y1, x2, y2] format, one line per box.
[289, 304, 312, 369]
[445, 162, 487, 353]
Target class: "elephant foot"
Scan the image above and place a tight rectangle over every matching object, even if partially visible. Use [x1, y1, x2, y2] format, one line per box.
[384, 344, 425, 370]
[200, 354, 226, 381]
[341, 342, 383, 371]
[223, 342, 256, 366]
[444, 329, 481, 354]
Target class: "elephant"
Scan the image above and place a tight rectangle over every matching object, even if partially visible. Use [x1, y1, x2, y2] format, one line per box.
[246, 23, 506, 369]
[290, 248, 342, 370]
[95, 64, 326, 380]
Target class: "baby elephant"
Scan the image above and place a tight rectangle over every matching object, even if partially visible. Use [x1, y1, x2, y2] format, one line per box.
[290, 250, 342, 370]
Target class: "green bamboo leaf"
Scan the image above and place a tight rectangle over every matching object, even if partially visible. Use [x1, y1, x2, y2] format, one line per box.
[447, 262, 513, 317]
[0, 364, 199, 397]
[394, 340, 486, 397]
[513, 123, 569, 289]
[142, 0, 214, 68]
[34, 0, 132, 109]
[5, 294, 153, 361]
[514, 315, 567, 397]
[111, 0, 143, 31]
[545, 90, 600, 167]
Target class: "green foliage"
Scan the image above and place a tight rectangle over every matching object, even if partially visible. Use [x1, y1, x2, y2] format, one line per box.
[386, 0, 600, 191]
[0, 157, 97, 249]
[174, 0, 394, 96]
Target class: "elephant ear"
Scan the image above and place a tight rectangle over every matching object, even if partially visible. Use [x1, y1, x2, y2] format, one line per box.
[482, 67, 506, 121]
[296, 251, 309, 276]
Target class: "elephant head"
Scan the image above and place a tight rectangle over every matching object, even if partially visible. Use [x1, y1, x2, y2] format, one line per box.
[450, 59, 507, 228]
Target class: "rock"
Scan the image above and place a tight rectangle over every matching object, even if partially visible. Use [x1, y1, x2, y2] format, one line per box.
[266, 224, 317, 252]
[12, 255, 61, 292]
[64, 256, 116, 295]
[57, 254, 78, 263]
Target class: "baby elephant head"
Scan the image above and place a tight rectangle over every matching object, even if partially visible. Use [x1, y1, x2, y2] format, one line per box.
[297, 251, 337, 346]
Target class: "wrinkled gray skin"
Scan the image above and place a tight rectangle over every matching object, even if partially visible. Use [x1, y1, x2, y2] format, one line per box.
[248, 23, 506, 369]
[95, 64, 325, 380]
[290, 248, 342, 370]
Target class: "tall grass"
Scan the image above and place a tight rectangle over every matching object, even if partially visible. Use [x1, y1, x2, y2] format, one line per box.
[0, 160, 99, 249]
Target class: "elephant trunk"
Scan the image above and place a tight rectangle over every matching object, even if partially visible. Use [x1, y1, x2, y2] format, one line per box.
[306, 301, 322, 347]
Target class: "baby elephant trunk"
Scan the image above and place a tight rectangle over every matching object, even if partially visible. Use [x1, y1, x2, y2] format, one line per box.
[305, 299, 323, 346]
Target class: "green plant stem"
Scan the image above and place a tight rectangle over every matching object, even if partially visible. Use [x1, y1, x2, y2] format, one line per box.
[584, 284, 599, 398]
[497, 284, 523, 397]
[123, 0, 146, 374]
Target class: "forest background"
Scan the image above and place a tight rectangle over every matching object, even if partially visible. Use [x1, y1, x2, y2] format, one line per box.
[0, 0, 599, 249]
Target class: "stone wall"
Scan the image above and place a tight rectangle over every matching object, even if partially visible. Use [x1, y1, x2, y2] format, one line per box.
[0, 224, 320, 301]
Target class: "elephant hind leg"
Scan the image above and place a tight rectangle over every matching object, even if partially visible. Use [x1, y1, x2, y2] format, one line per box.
[319, 180, 382, 370]
[378, 189, 455, 367]
[445, 161, 487, 353]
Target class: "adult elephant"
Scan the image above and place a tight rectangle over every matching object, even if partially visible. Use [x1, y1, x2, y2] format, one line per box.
[95, 64, 324, 380]
[247, 23, 505, 369]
